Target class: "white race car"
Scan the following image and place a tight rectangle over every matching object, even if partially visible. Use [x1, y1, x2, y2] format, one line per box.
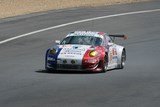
[45, 31, 127, 72]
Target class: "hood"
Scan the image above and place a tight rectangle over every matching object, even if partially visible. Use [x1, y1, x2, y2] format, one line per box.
[56, 44, 91, 65]
[58, 44, 91, 59]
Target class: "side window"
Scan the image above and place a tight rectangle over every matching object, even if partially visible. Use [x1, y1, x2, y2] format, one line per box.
[94, 38, 102, 46]
[105, 35, 112, 43]
[102, 35, 108, 47]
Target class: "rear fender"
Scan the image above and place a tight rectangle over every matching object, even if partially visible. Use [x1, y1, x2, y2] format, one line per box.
[116, 45, 125, 65]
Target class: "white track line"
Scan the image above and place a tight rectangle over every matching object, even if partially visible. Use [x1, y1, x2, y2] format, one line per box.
[0, 9, 160, 45]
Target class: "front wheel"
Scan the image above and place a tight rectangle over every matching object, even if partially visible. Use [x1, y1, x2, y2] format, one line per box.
[102, 55, 108, 72]
[45, 50, 53, 72]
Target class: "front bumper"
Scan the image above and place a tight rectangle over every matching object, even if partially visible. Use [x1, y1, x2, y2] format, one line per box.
[46, 55, 102, 72]
[46, 63, 102, 72]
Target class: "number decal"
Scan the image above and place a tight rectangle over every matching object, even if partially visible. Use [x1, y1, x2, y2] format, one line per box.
[109, 48, 117, 63]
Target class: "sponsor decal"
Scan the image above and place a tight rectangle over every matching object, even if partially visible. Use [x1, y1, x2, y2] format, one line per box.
[112, 48, 117, 56]
[57, 45, 91, 65]
[74, 31, 96, 36]
[47, 57, 55, 61]
[60, 45, 86, 55]
[64, 55, 75, 57]
[73, 46, 78, 49]
[109, 48, 117, 62]
[71, 31, 104, 39]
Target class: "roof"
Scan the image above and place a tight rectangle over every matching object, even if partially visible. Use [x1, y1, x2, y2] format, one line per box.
[66, 31, 106, 38]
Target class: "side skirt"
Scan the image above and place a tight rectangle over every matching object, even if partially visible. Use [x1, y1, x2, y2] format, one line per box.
[107, 63, 118, 70]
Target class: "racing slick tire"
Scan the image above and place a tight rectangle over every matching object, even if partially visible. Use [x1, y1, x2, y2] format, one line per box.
[45, 63, 56, 73]
[102, 55, 108, 72]
[45, 50, 54, 73]
[45, 61, 52, 72]
[119, 49, 126, 69]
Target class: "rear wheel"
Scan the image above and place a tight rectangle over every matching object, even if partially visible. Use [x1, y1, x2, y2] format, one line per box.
[119, 50, 126, 69]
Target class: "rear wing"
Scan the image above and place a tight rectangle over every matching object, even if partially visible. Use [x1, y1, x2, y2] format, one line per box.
[109, 34, 128, 40]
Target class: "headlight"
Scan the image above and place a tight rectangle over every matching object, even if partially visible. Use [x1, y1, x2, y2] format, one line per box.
[49, 49, 57, 55]
[89, 50, 98, 57]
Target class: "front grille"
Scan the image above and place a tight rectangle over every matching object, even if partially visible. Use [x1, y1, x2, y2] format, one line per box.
[57, 64, 82, 70]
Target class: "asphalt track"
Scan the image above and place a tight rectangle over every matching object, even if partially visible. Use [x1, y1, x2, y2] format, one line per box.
[0, 1, 160, 107]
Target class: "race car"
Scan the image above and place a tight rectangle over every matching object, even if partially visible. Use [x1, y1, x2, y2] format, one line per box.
[45, 31, 127, 72]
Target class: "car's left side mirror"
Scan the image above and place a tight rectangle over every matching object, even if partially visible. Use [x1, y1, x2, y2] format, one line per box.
[108, 42, 114, 46]
[55, 40, 60, 44]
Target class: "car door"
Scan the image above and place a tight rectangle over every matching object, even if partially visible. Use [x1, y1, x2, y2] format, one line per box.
[105, 35, 118, 65]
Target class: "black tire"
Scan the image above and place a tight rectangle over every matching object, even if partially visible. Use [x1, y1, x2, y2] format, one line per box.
[102, 55, 108, 72]
[119, 49, 126, 69]
[45, 50, 52, 72]
[45, 62, 52, 72]
[45, 58, 55, 73]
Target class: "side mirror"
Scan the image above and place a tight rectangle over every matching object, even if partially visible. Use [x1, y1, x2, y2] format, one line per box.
[55, 40, 60, 44]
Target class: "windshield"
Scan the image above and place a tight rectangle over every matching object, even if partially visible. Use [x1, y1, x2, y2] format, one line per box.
[60, 36, 102, 46]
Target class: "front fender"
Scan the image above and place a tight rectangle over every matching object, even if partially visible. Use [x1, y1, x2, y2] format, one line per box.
[45, 49, 50, 68]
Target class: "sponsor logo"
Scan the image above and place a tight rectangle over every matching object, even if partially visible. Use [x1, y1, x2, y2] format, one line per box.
[61, 46, 86, 55]
[47, 57, 55, 61]
[73, 46, 78, 49]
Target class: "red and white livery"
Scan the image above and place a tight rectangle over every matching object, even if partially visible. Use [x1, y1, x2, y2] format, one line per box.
[45, 31, 127, 72]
